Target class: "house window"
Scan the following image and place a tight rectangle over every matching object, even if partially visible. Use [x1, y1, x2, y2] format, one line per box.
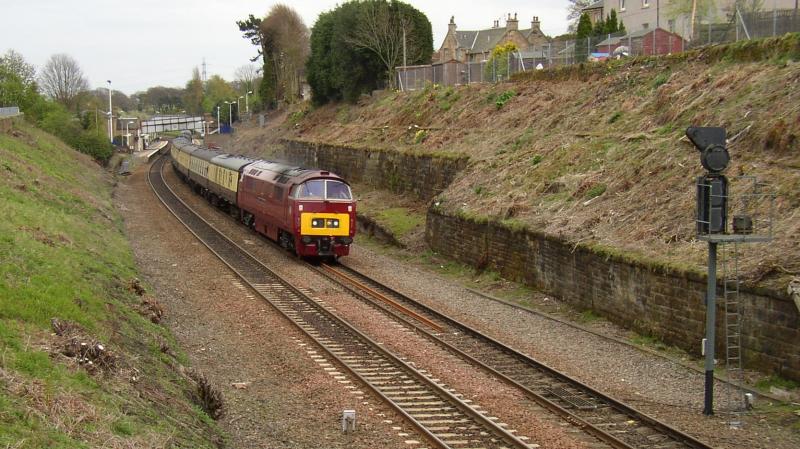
[620, 0, 626, 11]
[668, 19, 675, 32]
[642, 23, 649, 29]
[643, 0, 649, 7]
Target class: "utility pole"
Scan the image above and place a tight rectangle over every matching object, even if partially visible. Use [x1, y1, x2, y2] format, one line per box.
[107, 80, 113, 143]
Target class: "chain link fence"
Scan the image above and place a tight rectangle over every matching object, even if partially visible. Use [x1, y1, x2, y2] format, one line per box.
[398, 8, 800, 91]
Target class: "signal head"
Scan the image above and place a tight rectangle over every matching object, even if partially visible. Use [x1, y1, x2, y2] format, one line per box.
[686, 126, 729, 173]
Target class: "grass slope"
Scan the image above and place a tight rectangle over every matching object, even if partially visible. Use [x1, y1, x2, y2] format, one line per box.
[0, 120, 222, 448]
[255, 34, 800, 291]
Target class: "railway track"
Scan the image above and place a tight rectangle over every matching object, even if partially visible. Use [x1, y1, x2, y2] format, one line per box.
[147, 157, 536, 449]
[315, 263, 716, 449]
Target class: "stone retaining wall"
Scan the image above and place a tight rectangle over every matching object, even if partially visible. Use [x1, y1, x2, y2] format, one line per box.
[278, 139, 468, 201]
[426, 208, 800, 381]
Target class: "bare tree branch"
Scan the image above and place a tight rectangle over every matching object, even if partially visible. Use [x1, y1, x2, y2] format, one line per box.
[39, 54, 88, 109]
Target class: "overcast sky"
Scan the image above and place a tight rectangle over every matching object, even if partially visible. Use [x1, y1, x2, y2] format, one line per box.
[1, 0, 571, 95]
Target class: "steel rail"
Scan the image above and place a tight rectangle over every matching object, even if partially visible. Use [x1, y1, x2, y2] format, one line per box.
[147, 157, 534, 449]
[317, 262, 716, 449]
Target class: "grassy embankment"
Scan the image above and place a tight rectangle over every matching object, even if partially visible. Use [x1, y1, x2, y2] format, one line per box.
[0, 119, 222, 448]
[271, 33, 800, 290]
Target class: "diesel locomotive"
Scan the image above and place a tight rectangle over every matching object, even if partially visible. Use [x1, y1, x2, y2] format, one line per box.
[169, 132, 355, 258]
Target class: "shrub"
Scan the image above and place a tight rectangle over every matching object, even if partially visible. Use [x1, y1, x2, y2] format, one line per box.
[495, 90, 516, 109]
[413, 129, 428, 144]
[586, 184, 607, 199]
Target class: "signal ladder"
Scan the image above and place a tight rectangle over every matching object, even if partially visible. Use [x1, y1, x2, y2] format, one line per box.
[721, 242, 746, 423]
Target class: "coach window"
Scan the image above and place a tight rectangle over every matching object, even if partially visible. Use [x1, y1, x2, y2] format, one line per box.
[325, 181, 352, 200]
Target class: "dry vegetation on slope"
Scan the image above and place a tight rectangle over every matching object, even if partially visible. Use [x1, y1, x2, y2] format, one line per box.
[240, 35, 800, 291]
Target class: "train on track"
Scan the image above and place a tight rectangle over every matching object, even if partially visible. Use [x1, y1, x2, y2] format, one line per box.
[169, 131, 355, 258]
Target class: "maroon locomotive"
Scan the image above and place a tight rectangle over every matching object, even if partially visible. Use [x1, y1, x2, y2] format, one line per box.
[237, 160, 356, 258]
[171, 133, 356, 259]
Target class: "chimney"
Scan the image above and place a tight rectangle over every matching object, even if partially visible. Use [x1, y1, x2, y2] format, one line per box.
[531, 16, 540, 32]
[448, 16, 456, 35]
[506, 12, 518, 31]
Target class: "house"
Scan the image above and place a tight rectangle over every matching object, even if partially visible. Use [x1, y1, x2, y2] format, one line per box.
[436, 14, 550, 63]
[582, 1, 605, 25]
[607, 0, 797, 39]
[596, 27, 687, 56]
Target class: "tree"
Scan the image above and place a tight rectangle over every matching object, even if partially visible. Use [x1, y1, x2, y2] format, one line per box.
[261, 4, 310, 104]
[484, 42, 518, 82]
[234, 64, 259, 93]
[575, 13, 594, 61]
[0, 49, 36, 87]
[593, 17, 606, 37]
[344, 0, 433, 90]
[566, 0, 593, 31]
[39, 54, 89, 110]
[202, 75, 236, 115]
[237, 14, 267, 62]
[307, 0, 432, 104]
[184, 67, 204, 115]
[142, 86, 184, 113]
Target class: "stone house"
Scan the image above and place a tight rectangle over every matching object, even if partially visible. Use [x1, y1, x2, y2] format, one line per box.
[583, 0, 605, 25]
[436, 14, 550, 63]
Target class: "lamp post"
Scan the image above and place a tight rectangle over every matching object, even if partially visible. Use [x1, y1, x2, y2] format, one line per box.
[125, 120, 135, 151]
[107, 80, 113, 143]
[245, 90, 253, 113]
[237, 95, 243, 115]
[225, 101, 233, 126]
[216, 106, 220, 134]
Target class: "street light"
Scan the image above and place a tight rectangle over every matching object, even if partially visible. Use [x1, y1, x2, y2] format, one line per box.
[123, 119, 135, 151]
[237, 95, 244, 114]
[107, 80, 113, 143]
[245, 90, 253, 113]
[216, 106, 220, 134]
[225, 101, 233, 127]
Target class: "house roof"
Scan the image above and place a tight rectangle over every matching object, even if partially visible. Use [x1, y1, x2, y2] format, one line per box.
[583, 0, 604, 11]
[454, 26, 546, 54]
[597, 29, 651, 46]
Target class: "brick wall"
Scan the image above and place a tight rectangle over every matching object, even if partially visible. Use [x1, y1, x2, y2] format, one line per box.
[426, 208, 800, 381]
[278, 139, 468, 201]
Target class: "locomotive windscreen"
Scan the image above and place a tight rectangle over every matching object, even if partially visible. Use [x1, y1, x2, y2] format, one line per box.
[293, 180, 352, 200]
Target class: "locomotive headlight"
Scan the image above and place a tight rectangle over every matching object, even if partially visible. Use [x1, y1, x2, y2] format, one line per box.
[326, 219, 339, 228]
[311, 218, 324, 228]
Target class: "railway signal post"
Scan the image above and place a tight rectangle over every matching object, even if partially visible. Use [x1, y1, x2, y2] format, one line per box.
[688, 126, 773, 419]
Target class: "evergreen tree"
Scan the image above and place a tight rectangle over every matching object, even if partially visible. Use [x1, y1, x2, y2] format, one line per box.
[576, 12, 593, 38]
[575, 13, 593, 61]
[307, 0, 432, 104]
[593, 17, 606, 37]
[605, 10, 619, 34]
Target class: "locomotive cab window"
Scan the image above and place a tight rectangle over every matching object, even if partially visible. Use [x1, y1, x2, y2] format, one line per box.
[325, 181, 352, 200]
[295, 180, 325, 199]
[292, 180, 352, 200]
